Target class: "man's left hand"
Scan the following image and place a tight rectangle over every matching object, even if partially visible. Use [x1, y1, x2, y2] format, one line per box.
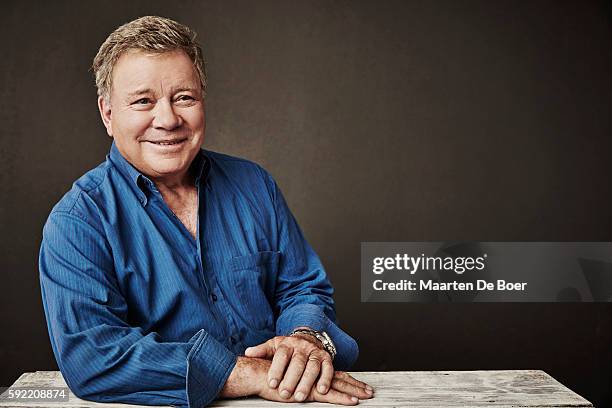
[245, 334, 367, 402]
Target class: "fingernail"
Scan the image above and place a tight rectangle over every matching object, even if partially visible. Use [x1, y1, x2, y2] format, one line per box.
[269, 379, 278, 388]
[295, 392, 305, 401]
[318, 385, 326, 393]
[280, 389, 291, 399]
[351, 396, 359, 402]
[365, 385, 373, 391]
[366, 388, 373, 395]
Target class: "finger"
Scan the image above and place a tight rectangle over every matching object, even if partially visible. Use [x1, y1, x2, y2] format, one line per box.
[277, 352, 308, 399]
[332, 378, 373, 400]
[310, 386, 359, 405]
[267, 345, 292, 389]
[336, 371, 374, 392]
[293, 356, 322, 401]
[316, 358, 334, 394]
[245, 339, 275, 359]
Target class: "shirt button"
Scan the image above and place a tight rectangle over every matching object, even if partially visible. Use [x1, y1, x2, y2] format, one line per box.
[230, 337, 237, 345]
[211, 293, 218, 302]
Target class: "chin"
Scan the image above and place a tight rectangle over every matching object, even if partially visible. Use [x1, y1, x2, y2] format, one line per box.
[143, 157, 186, 173]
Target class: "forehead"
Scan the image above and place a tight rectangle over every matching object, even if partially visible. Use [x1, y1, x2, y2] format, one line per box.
[111, 49, 199, 96]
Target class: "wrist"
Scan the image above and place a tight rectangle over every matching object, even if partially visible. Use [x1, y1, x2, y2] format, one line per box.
[290, 326, 320, 344]
[291, 332, 324, 348]
[220, 356, 267, 398]
[289, 328, 337, 360]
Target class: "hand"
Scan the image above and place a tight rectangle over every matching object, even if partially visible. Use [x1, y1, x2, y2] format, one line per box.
[245, 334, 333, 401]
[221, 356, 373, 405]
[245, 334, 373, 402]
[260, 368, 374, 405]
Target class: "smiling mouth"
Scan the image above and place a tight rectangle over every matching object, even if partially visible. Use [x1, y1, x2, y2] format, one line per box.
[146, 139, 187, 146]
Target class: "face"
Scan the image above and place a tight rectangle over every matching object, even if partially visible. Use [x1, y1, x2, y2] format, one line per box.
[98, 49, 205, 183]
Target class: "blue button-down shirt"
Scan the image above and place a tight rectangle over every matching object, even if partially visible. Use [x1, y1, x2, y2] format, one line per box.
[39, 143, 358, 407]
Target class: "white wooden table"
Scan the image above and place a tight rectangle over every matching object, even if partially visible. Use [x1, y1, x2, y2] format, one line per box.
[0, 370, 592, 407]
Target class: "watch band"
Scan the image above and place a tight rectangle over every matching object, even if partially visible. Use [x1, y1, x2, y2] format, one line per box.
[290, 328, 337, 360]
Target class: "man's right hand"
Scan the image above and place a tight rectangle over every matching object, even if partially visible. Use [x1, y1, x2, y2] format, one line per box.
[220, 356, 373, 405]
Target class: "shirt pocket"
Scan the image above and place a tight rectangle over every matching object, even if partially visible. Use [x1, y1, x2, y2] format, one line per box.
[225, 251, 280, 330]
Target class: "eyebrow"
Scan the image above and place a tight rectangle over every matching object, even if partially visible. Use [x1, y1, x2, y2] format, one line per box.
[170, 86, 199, 94]
[125, 88, 154, 99]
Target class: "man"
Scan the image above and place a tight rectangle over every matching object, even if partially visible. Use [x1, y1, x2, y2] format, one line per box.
[39, 16, 373, 407]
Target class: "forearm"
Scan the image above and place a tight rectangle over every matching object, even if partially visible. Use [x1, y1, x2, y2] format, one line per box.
[44, 318, 236, 406]
[40, 213, 237, 407]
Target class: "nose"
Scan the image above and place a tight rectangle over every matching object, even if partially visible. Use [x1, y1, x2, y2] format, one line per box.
[152, 99, 182, 130]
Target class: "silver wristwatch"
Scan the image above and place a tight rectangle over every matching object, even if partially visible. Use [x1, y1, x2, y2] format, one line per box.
[290, 328, 337, 360]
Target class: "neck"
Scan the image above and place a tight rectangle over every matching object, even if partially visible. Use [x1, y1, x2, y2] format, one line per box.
[151, 169, 195, 194]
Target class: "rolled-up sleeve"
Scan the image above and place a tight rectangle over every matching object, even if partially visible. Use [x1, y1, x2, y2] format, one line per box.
[39, 211, 236, 407]
[263, 172, 359, 370]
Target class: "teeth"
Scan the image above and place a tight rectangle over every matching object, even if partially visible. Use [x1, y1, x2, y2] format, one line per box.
[153, 140, 182, 145]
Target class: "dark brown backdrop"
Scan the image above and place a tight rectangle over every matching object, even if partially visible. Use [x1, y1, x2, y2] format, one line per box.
[1, 0, 611, 405]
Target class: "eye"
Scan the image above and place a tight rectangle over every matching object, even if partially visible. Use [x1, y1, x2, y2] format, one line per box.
[175, 94, 195, 102]
[133, 98, 151, 105]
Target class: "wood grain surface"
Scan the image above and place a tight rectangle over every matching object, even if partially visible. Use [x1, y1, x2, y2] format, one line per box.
[0, 370, 592, 407]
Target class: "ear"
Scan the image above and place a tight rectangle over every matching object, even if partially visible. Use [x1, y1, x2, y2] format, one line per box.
[97, 96, 113, 137]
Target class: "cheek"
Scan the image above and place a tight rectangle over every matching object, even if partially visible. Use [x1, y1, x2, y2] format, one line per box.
[183, 108, 205, 130]
[113, 111, 151, 138]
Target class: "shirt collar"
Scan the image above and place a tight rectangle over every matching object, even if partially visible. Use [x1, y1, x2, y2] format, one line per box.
[191, 146, 210, 186]
[109, 141, 143, 188]
[107, 141, 210, 206]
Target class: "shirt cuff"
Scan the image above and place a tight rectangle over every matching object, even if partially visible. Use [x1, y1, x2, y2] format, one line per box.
[275, 303, 359, 370]
[186, 329, 237, 408]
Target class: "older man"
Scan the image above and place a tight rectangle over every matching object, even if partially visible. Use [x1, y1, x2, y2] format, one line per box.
[39, 16, 372, 408]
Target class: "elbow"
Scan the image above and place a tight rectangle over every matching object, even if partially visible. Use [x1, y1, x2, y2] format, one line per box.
[61, 372, 96, 402]
[58, 363, 106, 402]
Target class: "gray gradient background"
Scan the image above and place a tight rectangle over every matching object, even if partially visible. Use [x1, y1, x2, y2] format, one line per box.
[1, 0, 611, 406]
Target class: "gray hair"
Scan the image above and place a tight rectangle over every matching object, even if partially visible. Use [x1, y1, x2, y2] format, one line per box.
[92, 16, 207, 100]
